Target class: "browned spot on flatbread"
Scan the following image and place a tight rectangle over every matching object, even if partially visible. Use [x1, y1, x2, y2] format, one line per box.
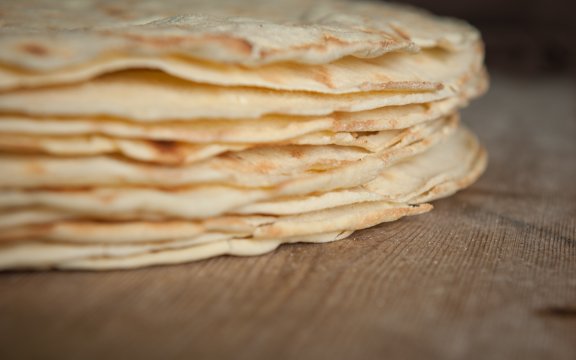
[389, 24, 411, 41]
[311, 66, 335, 89]
[116, 33, 253, 55]
[146, 140, 189, 165]
[150, 140, 178, 153]
[260, 34, 403, 60]
[288, 147, 305, 159]
[420, 102, 433, 112]
[207, 34, 253, 55]
[0, 223, 53, 242]
[0, 142, 37, 153]
[254, 160, 277, 173]
[323, 34, 350, 47]
[262, 33, 350, 58]
[334, 119, 377, 132]
[20, 43, 49, 57]
[101, 5, 131, 19]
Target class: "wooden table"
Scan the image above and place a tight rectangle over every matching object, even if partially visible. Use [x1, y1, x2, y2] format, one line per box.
[0, 73, 575, 360]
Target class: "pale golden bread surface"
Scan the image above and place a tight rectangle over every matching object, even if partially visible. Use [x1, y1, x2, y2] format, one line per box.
[0, 0, 478, 73]
[0, 127, 485, 247]
[0, 69, 484, 120]
[0, 201, 431, 269]
[0, 43, 483, 93]
[0, 113, 457, 189]
[0, 113, 457, 164]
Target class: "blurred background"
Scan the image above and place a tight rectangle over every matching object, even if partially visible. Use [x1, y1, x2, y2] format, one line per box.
[393, 0, 576, 75]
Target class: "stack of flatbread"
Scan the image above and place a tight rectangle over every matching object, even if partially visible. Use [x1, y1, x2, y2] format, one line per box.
[0, 0, 488, 270]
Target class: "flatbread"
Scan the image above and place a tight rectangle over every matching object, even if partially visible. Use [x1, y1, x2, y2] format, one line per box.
[0, 126, 484, 230]
[0, 134, 247, 165]
[0, 218, 240, 244]
[0, 126, 486, 270]
[0, 113, 455, 189]
[0, 113, 456, 164]
[0, 0, 489, 271]
[0, 208, 80, 229]
[0, 68, 489, 140]
[293, 113, 458, 152]
[235, 126, 486, 214]
[0, 96, 463, 141]
[57, 231, 357, 271]
[0, 0, 479, 73]
[0, 69, 483, 120]
[0, 232, 239, 268]
[0, 43, 482, 93]
[0, 231, 353, 270]
[0, 200, 431, 269]
[2, 200, 429, 246]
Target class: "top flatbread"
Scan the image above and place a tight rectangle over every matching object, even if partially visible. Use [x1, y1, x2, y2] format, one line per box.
[0, 0, 479, 72]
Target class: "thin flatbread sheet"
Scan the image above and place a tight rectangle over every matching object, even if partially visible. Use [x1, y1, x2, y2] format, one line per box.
[0, 200, 431, 269]
[236, 126, 486, 214]
[0, 114, 454, 189]
[0, 134, 247, 165]
[0, 43, 483, 93]
[0, 113, 456, 164]
[0, 0, 479, 72]
[0, 96, 466, 141]
[0, 69, 481, 120]
[0, 231, 353, 270]
[0, 126, 484, 228]
[0, 70, 489, 140]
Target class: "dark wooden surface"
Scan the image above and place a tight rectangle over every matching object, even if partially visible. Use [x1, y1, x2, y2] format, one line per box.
[0, 73, 575, 360]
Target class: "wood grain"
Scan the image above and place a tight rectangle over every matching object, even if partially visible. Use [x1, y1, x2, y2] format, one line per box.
[0, 73, 575, 360]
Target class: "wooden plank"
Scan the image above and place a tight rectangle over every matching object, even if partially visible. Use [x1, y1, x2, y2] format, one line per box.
[0, 73, 575, 360]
